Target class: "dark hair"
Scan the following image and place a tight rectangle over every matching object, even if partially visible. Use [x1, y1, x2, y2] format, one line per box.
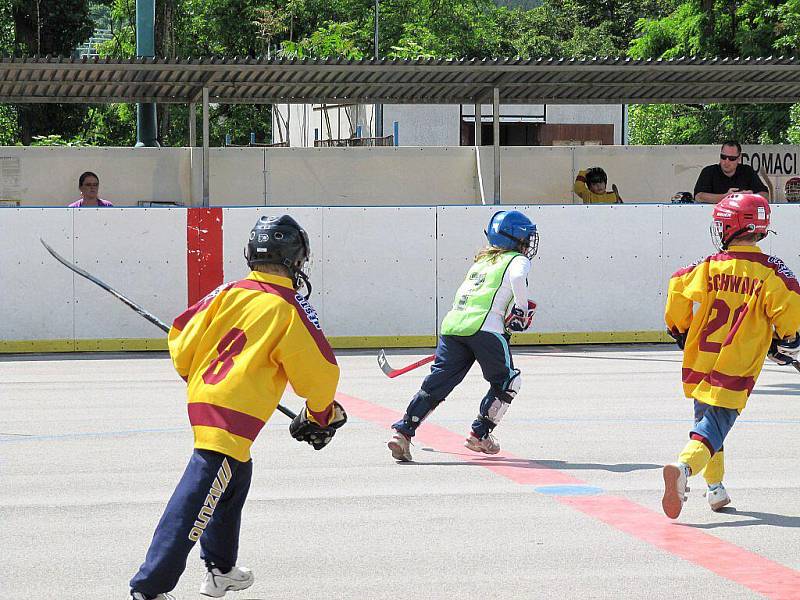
[79, 171, 99, 186]
[720, 140, 742, 154]
[585, 167, 607, 186]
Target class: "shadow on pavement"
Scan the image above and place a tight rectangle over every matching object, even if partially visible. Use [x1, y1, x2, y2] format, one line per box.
[414, 448, 661, 472]
[682, 507, 800, 529]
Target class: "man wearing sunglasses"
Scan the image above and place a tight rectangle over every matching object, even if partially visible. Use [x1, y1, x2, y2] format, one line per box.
[693, 140, 769, 204]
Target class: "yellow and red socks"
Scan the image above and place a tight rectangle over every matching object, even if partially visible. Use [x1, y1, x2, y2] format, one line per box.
[702, 450, 725, 486]
[678, 437, 712, 477]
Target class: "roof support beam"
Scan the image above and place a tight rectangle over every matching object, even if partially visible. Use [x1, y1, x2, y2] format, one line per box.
[202, 87, 210, 207]
[493, 87, 500, 205]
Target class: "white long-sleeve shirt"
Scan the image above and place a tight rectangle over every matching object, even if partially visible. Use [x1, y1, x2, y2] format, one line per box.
[481, 254, 531, 334]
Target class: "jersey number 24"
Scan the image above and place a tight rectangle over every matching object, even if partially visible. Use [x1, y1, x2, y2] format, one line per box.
[699, 299, 748, 353]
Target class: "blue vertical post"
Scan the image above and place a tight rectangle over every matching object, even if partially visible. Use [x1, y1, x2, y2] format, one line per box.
[250, 132, 256, 145]
[225, 133, 231, 146]
[135, 0, 159, 147]
[356, 125, 362, 138]
[314, 128, 319, 142]
[393, 121, 399, 146]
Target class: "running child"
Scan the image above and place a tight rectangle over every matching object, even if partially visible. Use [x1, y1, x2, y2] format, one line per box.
[662, 193, 800, 518]
[387, 210, 538, 462]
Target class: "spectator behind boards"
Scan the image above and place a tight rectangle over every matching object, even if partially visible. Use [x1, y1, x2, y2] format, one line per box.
[573, 167, 622, 204]
[693, 140, 769, 204]
[68, 171, 113, 207]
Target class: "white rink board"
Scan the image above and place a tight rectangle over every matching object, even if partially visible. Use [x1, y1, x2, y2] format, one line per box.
[71, 209, 186, 339]
[437, 205, 664, 333]
[221, 207, 326, 326]
[2, 209, 74, 340]
[4, 205, 800, 346]
[322, 207, 437, 337]
[661, 204, 715, 281]
[768, 204, 800, 268]
[534, 204, 664, 331]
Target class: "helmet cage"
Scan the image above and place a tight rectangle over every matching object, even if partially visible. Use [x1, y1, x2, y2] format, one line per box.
[486, 210, 538, 258]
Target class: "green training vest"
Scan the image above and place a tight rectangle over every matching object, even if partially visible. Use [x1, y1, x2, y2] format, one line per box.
[440, 251, 520, 336]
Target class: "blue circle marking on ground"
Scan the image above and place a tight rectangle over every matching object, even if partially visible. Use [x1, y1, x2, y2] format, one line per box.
[533, 485, 604, 496]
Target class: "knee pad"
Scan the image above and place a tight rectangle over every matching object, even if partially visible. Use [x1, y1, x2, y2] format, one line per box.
[481, 370, 520, 425]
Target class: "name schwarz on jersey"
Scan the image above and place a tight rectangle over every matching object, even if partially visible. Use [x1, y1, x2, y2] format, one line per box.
[188, 458, 232, 542]
[706, 274, 763, 296]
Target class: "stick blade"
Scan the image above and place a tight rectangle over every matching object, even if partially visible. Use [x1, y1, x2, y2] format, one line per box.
[377, 349, 397, 377]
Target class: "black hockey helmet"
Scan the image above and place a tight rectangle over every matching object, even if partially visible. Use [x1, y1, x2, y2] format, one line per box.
[671, 191, 695, 204]
[245, 214, 312, 297]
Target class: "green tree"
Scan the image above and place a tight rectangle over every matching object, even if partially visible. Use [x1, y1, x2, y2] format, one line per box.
[10, 0, 95, 144]
[628, 0, 795, 145]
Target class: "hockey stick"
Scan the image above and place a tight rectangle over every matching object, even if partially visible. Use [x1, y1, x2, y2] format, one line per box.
[40, 238, 297, 419]
[377, 349, 435, 378]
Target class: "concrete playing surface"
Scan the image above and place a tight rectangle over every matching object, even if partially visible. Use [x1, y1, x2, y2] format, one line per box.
[2, 345, 800, 599]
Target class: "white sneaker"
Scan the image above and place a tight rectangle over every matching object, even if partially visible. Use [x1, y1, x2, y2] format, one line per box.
[464, 432, 500, 455]
[131, 593, 175, 600]
[705, 483, 731, 511]
[387, 431, 413, 462]
[199, 566, 254, 598]
[662, 463, 689, 519]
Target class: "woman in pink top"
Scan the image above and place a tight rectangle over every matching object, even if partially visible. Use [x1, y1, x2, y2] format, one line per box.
[68, 171, 113, 207]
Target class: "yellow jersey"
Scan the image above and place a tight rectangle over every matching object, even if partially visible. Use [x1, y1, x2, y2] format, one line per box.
[665, 245, 800, 409]
[573, 170, 618, 204]
[168, 271, 340, 462]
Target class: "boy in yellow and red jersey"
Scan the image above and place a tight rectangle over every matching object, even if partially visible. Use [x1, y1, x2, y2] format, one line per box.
[129, 215, 345, 600]
[662, 193, 800, 519]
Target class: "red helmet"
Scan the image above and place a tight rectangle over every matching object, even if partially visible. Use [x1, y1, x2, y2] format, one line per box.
[785, 177, 800, 203]
[711, 193, 770, 251]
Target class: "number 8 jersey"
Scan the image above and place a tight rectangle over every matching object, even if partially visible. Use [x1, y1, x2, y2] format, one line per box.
[666, 245, 800, 409]
[168, 271, 340, 462]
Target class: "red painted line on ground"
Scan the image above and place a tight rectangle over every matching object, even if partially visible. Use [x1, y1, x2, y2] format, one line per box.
[336, 391, 800, 600]
[187, 207, 224, 305]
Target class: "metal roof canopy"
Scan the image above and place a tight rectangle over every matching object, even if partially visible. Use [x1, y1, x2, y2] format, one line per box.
[2, 56, 800, 105]
[4, 56, 800, 206]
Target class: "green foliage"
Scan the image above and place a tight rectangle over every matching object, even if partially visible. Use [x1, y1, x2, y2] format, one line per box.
[0, 104, 18, 144]
[0, 0, 798, 146]
[281, 21, 366, 59]
[785, 103, 800, 144]
[627, 0, 798, 145]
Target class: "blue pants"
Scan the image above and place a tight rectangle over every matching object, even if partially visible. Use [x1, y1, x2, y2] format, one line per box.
[393, 332, 517, 439]
[691, 400, 739, 452]
[130, 449, 253, 597]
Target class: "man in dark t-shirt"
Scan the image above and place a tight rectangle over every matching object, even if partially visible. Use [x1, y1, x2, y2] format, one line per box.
[693, 140, 769, 204]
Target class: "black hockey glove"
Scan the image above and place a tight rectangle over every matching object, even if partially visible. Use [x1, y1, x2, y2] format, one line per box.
[767, 334, 800, 366]
[289, 401, 347, 450]
[667, 329, 686, 350]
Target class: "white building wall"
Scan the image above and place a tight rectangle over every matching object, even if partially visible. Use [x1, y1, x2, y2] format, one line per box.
[382, 105, 461, 146]
[276, 103, 623, 147]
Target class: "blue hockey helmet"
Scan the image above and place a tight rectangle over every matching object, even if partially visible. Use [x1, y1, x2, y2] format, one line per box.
[485, 210, 538, 258]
